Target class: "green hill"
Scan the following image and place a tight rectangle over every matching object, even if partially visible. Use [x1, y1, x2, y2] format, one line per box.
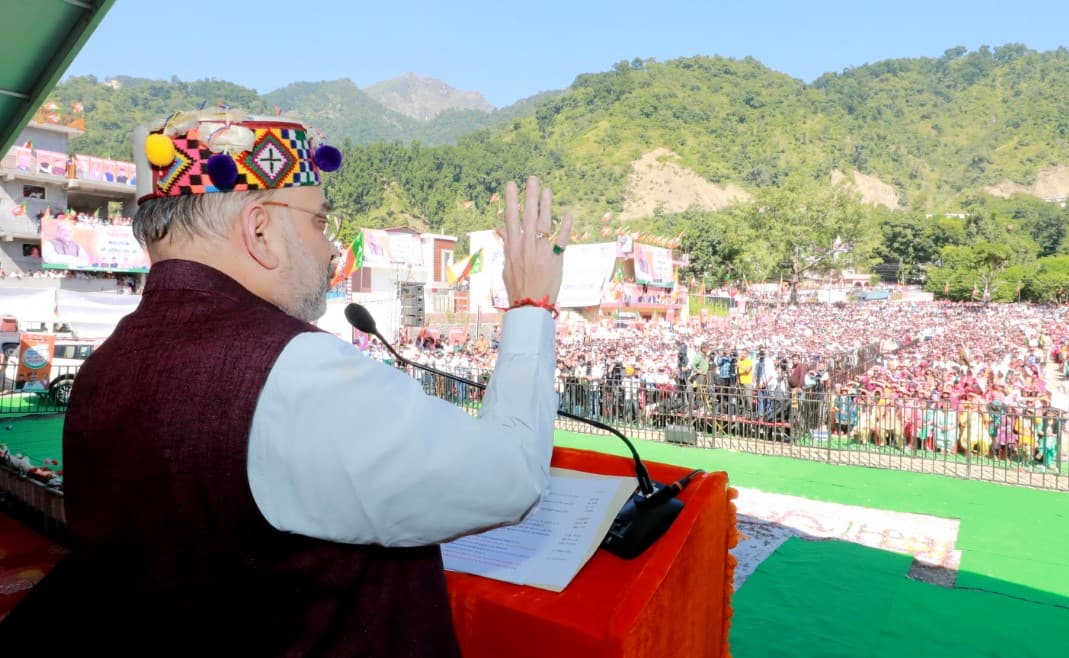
[47, 46, 1069, 301]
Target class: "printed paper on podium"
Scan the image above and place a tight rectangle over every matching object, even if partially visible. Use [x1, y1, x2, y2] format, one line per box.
[442, 468, 634, 592]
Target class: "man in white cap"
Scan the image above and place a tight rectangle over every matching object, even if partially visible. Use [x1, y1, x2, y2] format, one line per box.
[9, 109, 573, 657]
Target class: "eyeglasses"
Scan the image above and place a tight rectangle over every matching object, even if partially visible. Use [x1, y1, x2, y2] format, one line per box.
[262, 201, 344, 242]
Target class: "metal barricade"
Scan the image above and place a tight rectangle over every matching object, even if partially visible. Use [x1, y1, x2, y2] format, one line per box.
[4, 352, 1065, 492]
[400, 362, 1068, 492]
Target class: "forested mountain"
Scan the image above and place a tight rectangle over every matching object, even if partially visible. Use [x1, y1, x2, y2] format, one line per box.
[49, 74, 515, 155]
[46, 46, 1069, 300]
[49, 75, 275, 158]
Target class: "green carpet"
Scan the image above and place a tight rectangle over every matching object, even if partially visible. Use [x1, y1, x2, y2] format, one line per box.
[0, 415, 64, 469]
[732, 538, 1069, 658]
[554, 431, 1069, 601]
[6, 418, 1069, 656]
[0, 394, 63, 418]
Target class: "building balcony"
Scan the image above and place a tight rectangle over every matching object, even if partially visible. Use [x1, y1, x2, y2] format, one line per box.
[1, 148, 136, 196]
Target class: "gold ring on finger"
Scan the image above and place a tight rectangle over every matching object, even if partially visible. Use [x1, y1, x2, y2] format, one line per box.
[534, 231, 550, 241]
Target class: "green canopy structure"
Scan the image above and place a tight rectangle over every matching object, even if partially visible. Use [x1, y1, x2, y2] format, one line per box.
[0, 0, 116, 154]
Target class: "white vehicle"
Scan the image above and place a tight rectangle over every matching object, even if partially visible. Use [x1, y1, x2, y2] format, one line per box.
[2, 338, 98, 405]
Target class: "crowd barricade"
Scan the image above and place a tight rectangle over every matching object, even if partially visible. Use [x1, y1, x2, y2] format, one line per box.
[383, 359, 490, 414]
[3, 356, 1066, 491]
[390, 361, 1068, 491]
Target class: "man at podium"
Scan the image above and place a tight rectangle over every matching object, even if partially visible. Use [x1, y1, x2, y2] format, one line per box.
[8, 108, 575, 657]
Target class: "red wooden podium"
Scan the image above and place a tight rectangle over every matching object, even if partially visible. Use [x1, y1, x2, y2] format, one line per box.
[446, 447, 738, 658]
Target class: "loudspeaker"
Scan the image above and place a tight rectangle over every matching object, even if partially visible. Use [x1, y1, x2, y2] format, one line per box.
[399, 281, 425, 327]
[664, 424, 696, 446]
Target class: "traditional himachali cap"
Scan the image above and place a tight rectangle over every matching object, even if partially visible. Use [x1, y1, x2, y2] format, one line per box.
[132, 108, 343, 205]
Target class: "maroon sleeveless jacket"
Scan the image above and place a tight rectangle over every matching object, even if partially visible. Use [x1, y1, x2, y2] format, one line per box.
[61, 260, 461, 657]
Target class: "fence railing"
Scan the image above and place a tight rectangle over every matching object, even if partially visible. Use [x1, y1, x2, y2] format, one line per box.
[387, 362, 1068, 491]
[0, 362, 76, 415]
[4, 355, 1066, 491]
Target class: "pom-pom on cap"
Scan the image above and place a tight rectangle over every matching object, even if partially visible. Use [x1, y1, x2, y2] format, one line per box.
[144, 133, 176, 168]
[205, 153, 239, 189]
[133, 109, 343, 205]
[314, 144, 343, 172]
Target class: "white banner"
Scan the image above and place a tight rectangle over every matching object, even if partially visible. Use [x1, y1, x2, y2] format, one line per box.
[0, 288, 56, 324]
[360, 229, 424, 268]
[557, 243, 618, 308]
[468, 230, 507, 311]
[468, 235, 622, 310]
[388, 232, 423, 267]
[55, 289, 141, 338]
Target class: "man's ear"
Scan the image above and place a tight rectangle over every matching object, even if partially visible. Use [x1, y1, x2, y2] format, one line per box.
[239, 200, 281, 270]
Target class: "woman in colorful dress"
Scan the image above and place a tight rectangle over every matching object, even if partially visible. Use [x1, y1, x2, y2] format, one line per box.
[852, 389, 877, 445]
[957, 395, 990, 456]
[1012, 399, 1039, 461]
[1035, 397, 1063, 472]
[987, 398, 1015, 460]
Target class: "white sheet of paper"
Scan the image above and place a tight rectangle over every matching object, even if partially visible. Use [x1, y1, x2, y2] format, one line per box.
[442, 468, 634, 592]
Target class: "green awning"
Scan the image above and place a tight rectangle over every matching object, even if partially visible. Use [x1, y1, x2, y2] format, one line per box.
[0, 0, 116, 155]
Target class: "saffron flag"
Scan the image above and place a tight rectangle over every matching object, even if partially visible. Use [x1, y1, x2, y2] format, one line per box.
[447, 249, 483, 285]
[330, 230, 365, 287]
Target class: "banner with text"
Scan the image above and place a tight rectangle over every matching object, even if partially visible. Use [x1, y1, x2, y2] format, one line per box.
[40, 216, 150, 272]
[16, 333, 55, 393]
[632, 243, 674, 285]
[74, 154, 136, 185]
[558, 243, 618, 308]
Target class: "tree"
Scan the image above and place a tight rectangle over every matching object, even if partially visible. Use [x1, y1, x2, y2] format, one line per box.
[676, 211, 749, 286]
[928, 242, 1012, 301]
[876, 213, 938, 279]
[733, 185, 880, 303]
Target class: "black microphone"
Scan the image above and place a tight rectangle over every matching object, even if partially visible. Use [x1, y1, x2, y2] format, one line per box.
[345, 302, 692, 559]
[635, 469, 705, 509]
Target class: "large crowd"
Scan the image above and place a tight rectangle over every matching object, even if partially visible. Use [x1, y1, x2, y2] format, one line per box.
[379, 302, 1069, 471]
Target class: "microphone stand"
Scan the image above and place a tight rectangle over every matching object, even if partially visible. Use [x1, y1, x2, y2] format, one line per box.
[345, 303, 689, 559]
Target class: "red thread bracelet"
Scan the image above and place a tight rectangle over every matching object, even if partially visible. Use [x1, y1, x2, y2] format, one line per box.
[509, 295, 559, 319]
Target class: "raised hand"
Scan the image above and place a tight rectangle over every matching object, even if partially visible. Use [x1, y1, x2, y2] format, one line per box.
[500, 176, 574, 306]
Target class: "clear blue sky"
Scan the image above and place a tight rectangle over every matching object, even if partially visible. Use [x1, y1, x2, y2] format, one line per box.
[66, 0, 1069, 108]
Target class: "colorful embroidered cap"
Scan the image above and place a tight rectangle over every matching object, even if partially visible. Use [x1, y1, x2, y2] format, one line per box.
[133, 109, 342, 205]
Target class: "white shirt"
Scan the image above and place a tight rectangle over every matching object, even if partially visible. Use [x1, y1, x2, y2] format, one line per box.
[247, 307, 557, 547]
[758, 362, 779, 390]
